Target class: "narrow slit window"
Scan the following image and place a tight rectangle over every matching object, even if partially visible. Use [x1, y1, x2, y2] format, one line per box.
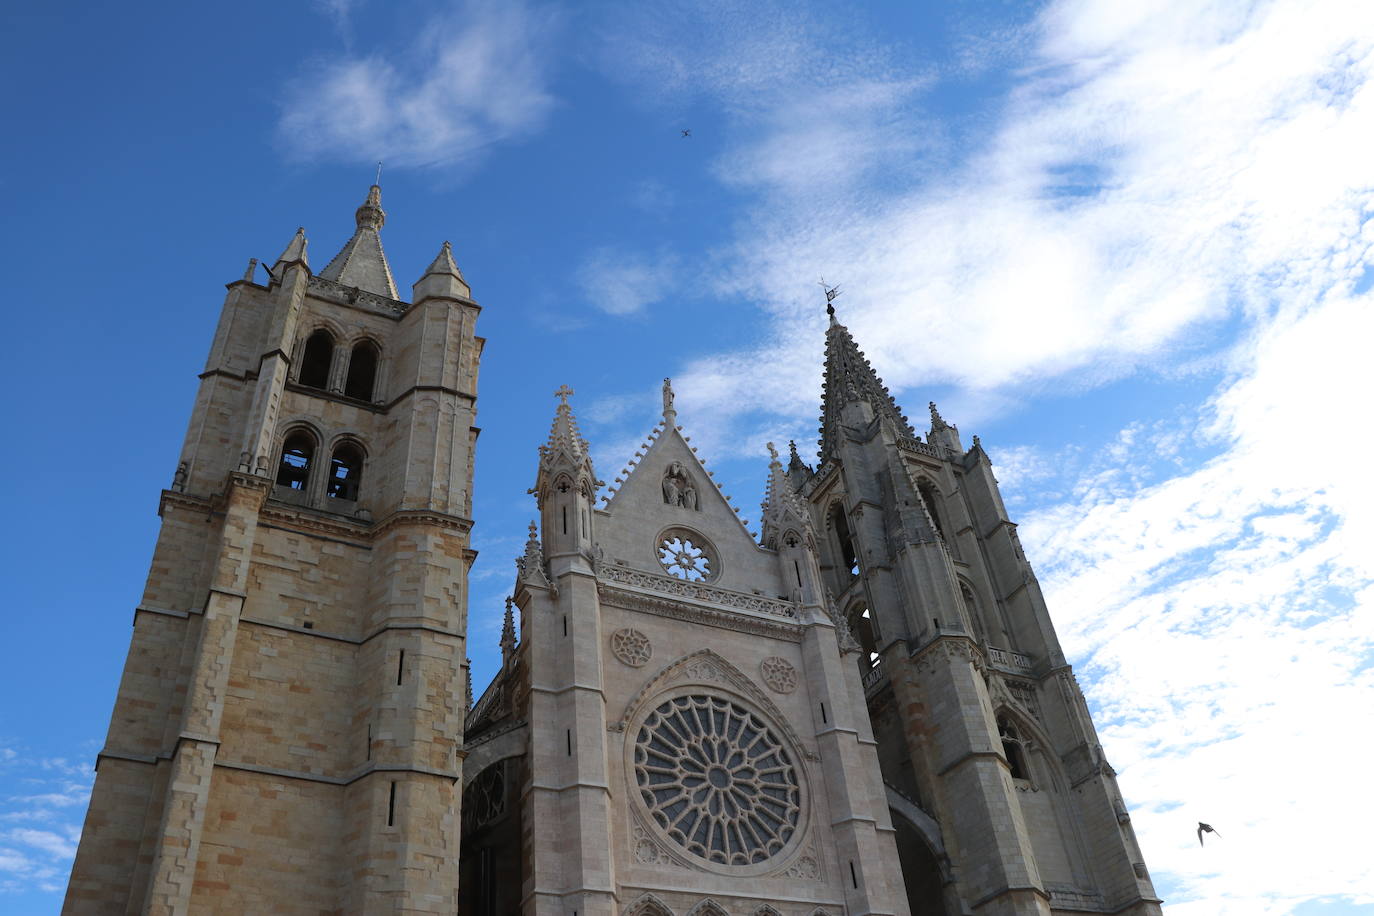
[820, 702, 828, 724]
[275, 430, 315, 490]
[397, 649, 405, 685]
[298, 330, 334, 390]
[387, 780, 396, 826]
[344, 340, 379, 400]
[366, 723, 372, 760]
[566, 729, 572, 756]
[327, 442, 364, 500]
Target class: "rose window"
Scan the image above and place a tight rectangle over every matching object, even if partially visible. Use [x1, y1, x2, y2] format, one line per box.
[659, 534, 712, 581]
[634, 695, 801, 866]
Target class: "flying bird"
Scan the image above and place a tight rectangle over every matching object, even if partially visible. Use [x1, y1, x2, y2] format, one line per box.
[681, 129, 691, 138]
[1197, 822, 1222, 846]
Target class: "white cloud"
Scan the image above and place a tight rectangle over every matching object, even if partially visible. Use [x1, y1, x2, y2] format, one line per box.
[279, 0, 557, 169]
[578, 247, 680, 315]
[604, 0, 1374, 439]
[1012, 290, 1374, 912]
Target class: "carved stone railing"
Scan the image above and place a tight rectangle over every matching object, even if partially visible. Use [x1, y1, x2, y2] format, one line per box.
[596, 563, 797, 619]
[307, 275, 410, 316]
[897, 436, 951, 461]
[861, 663, 890, 699]
[987, 646, 1034, 673]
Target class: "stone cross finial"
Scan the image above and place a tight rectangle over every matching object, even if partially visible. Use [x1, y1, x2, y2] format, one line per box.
[555, 384, 574, 405]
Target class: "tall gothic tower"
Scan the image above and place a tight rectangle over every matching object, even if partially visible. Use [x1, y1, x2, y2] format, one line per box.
[65, 187, 481, 914]
[462, 311, 1160, 916]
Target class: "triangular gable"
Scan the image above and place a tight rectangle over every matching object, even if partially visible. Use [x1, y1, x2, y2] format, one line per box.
[600, 419, 759, 560]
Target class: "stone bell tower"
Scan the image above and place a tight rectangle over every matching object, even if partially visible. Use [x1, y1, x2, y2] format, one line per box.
[786, 305, 1162, 916]
[64, 187, 481, 914]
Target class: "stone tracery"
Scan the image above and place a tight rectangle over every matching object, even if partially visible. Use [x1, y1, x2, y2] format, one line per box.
[634, 694, 801, 867]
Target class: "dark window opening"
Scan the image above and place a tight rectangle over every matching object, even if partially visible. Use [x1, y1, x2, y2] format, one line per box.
[344, 340, 379, 400]
[830, 504, 859, 577]
[820, 702, 828, 724]
[918, 479, 945, 540]
[299, 330, 334, 390]
[397, 649, 405, 685]
[327, 442, 364, 500]
[566, 729, 572, 756]
[850, 860, 859, 888]
[275, 430, 315, 490]
[999, 716, 1028, 780]
[387, 780, 397, 826]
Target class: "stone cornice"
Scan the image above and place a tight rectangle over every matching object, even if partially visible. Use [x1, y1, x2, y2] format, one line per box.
[597, 582, 803, 643]
[596, 563, 798, 619]
[307, 274, 411, 317]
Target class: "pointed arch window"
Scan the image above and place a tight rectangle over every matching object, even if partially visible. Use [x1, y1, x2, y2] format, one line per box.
[327, 442, 364, 500]
[917, 478, 945, 540]
[829, 503, 859, 577]
[344, 340, 379, 400]
[998, 715, 1028, 780]
[298, 330, 335, 390]
[276, 430, 316, 490]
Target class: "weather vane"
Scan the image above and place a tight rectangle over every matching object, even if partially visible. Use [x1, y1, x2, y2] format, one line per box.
[818, 277, 842, 315]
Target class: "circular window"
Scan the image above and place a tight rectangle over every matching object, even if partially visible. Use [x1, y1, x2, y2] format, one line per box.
[658, 531, 714, 581]
[633, 694, 801, 866]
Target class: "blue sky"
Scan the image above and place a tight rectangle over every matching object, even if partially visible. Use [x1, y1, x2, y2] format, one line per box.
[2, 0, 1372, 913]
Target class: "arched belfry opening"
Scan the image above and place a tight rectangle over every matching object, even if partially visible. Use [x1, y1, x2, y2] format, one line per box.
[298, 330, 334, 390]
[344, 339, 379, 400]
[275, 429, 315, 490]
[327, 442, 363, 501]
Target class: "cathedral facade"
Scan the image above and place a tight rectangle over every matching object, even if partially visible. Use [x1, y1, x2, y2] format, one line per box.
[65, 190, 1161, 915]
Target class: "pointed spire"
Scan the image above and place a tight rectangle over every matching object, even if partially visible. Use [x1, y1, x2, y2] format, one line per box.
[820, 312, 914, 460]
[274, 227, 309, 271]
[535, 385, 596, 490]
[515, 521, 551, 588]
[929, 401, 947, 429]
[413, 240, 472, 302]
[500, 597, 517, 666]
[761, 441, 814, 551]
[242, 257, 259, 283]
[319, 185, 399, 298]
[926, 400, 964, 452]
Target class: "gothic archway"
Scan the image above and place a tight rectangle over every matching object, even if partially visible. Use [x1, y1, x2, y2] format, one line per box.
[458, 755, 525, 916]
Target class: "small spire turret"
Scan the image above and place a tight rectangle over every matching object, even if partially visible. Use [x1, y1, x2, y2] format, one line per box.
[273, 227, 309, 272]
[413, 240, 472, 302]
[500, 597, 517, 667]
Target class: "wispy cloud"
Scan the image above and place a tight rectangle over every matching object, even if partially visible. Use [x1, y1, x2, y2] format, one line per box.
[279, 0, 558, 169]
[0, 747, 92, 897]
[577, 247, 680, 315]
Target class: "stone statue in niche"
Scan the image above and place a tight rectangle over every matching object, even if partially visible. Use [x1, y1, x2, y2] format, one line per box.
[662, 461, 699, 510]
